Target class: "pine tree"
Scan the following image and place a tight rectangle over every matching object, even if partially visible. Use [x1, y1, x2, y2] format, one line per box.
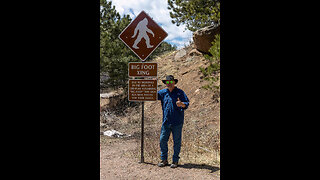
[100, 0, 138, 90]
[168, 0, 220, 32]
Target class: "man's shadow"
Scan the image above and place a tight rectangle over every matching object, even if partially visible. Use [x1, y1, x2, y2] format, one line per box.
[143, 162, 220, 173]
[180, 163, 220, 173]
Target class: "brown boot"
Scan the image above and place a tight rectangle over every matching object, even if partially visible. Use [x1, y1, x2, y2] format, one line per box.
[170, 162, 178, 168]
[157, 160, 168, 167]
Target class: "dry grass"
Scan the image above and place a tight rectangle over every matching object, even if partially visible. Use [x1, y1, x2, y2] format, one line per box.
[141, 120, 220, 166]
[101, 102, 220, 167]
[115, 107, 220, 167]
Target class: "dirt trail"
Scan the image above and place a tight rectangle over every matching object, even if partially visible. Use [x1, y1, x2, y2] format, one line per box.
[100, 136, 220, 180]
[100, 45, 220, 179]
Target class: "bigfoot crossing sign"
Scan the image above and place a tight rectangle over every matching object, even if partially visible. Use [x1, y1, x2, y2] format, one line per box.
[119, 11, 168, 61]
[120, 10, 167, 163]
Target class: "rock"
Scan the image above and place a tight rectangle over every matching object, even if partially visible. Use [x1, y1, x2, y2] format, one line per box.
[188, 49, 202, 56]
[193, 24, 220, 54]
[100, 122, 108, 128]
[100, 92, 119, 99]
[174, 49, 187, 61]
[186, 57, 194, 62]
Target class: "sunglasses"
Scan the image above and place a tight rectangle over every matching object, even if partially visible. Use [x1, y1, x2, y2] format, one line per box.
[166, 80, 174, 84]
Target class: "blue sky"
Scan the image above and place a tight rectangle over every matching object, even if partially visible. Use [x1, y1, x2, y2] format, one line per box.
[110, 0, 193, 49]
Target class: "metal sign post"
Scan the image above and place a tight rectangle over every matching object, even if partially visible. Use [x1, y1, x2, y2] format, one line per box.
[140, 101, 144, 163]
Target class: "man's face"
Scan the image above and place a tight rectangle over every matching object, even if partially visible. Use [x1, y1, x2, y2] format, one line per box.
[165, 80, 175, 89]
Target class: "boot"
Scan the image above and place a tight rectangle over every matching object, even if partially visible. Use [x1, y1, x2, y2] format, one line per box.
[157, 160, 168, 167]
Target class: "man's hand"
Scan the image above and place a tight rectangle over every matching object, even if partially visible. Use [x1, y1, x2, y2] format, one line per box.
[176, 98, 186, 108]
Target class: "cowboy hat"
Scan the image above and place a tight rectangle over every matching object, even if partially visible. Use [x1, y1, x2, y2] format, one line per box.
[162, 75, 178, 84]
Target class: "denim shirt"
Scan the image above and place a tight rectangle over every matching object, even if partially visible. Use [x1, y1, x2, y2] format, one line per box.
[158, 87, 189, 125]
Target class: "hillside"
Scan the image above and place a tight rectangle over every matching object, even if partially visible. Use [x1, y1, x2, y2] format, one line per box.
[100, 43, 220, 179]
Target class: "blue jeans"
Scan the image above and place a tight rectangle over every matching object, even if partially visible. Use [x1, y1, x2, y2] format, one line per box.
[160, 122, 183, 163]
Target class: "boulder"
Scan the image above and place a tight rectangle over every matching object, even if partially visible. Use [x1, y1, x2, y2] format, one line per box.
[193, 24, 220, 54]
[174, 49, 187, 61]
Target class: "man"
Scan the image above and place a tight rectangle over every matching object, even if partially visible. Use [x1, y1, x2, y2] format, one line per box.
[157, 75, 190, 168]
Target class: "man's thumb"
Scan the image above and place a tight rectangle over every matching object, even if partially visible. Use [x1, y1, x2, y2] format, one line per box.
[177, 97, 181, 101]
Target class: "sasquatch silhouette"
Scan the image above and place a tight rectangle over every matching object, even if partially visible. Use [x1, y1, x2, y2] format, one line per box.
[131, 18, 155, 49]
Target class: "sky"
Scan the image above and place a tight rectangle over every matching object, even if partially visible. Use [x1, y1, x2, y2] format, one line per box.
[110, 0, 193, 49]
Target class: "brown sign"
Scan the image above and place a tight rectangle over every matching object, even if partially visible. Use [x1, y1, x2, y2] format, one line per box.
[119, 11, 168, 61]
[128, 79, 157, 101]
[129, 62, 157, 77]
